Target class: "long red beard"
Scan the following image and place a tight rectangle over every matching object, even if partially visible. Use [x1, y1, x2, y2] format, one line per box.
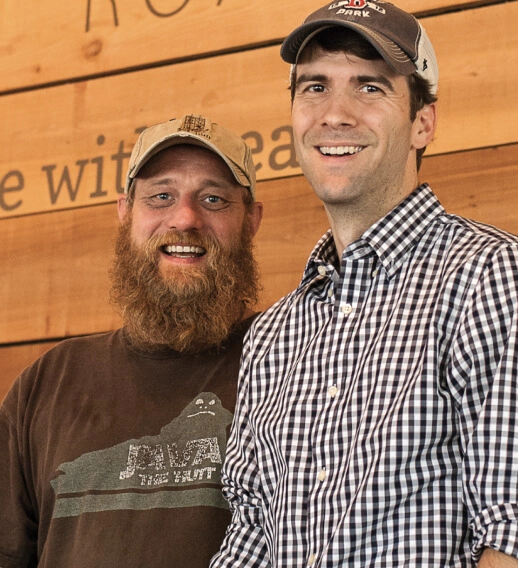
[110, 216, 260, 353]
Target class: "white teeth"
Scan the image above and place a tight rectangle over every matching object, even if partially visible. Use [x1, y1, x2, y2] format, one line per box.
[319, 145, 363, 156]
[163, 245, 205, 255]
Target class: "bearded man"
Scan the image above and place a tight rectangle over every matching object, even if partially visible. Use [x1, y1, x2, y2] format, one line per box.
[0, 114, 263, 568]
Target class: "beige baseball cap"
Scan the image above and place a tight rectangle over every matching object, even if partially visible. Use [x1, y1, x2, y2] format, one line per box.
[125, 114, 256, 198]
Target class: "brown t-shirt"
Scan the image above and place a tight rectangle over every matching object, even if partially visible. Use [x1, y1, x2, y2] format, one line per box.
[0, 317, 256, 568]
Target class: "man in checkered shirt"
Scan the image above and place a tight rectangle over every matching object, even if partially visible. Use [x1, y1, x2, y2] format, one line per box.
[211, 1, 518, 566]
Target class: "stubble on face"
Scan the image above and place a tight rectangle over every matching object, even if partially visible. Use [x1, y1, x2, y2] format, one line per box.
[110, 212, 260, 353]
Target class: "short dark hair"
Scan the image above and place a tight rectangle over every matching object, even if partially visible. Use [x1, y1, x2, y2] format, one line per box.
[290, 27, 437, 170]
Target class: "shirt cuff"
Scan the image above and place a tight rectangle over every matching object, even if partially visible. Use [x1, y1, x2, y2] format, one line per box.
[471, 504, 518, 561]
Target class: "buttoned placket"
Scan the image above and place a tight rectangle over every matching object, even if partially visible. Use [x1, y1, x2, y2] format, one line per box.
[307, 248, 380, 564]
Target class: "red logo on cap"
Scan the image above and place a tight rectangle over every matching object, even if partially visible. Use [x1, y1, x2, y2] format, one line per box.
[329, 0, 367, 8]
[329, 0, 386, 13]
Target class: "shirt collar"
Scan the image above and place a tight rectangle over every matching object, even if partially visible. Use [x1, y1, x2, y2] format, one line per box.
[301, 184, 446, 286]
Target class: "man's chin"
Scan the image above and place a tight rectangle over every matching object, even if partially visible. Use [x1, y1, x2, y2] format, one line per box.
[110, 216, 259, 352]
[158, 262, 207, 288]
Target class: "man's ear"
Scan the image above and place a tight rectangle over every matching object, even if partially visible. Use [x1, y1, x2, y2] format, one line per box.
[412, 103, 437, 150]
[117, 195, 129, 222]
[248, 201, 264, 237]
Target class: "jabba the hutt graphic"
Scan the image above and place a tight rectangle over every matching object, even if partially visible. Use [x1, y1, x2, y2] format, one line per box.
[51, 393, 232, 518]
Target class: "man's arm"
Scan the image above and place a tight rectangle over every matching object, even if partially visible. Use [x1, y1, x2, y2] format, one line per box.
[479, 549, 518, 567]
[0, 391, 38, 567]
[210, 340, 270, 567]
[455, 246, 518, 563]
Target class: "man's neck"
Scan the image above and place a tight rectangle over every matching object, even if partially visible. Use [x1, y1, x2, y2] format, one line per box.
[326, 182, 420, 256]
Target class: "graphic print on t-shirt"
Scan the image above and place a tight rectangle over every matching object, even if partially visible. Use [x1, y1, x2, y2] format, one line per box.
[50, 393, 232, 518]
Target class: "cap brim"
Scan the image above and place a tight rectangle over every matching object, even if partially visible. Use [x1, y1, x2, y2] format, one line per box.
[126, 133, 251, 194]
[281, 20, 416, 76]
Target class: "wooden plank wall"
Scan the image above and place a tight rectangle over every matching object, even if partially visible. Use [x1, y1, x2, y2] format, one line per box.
[1, 0, 517, 400]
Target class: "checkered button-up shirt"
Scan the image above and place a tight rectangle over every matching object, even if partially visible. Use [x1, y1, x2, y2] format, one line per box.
[211, 185, 518, 567]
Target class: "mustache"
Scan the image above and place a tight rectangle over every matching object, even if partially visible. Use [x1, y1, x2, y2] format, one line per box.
[145, 229, 216, 249]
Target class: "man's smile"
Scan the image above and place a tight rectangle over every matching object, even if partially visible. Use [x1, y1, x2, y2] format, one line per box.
[318, 145, 364, 156]
[161, 244, 207, 258]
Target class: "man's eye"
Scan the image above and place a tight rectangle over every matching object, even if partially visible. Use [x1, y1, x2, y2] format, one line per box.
[361, 84, 382, 94]
[296, 83, 326, 95]
[156, 193, 170, 200]
[203, 194, 231, 210]
[206, 195, 222, 203]
[307, 84, 326, 93]
[146, 193, 172, 206]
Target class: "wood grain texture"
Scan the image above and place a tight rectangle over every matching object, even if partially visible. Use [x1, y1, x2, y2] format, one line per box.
[1, 144, 517, 346]
[1, 0, 501, 92]
[421, 144, 518, 235]
[0, 206, 122, 343]
[1, 2, 517, 219]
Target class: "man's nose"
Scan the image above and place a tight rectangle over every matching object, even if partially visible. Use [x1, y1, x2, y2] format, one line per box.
[320, 92, 358, 129]
[166, 199, 204, 232]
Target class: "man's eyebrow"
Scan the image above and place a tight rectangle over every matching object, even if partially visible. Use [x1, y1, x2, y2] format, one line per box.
[356, 74, 395, 92]
[295, 72, 396, 92]
[143, 176, 235, 191]
[295, 73, 328, 89]
[139, 177, 175, 188]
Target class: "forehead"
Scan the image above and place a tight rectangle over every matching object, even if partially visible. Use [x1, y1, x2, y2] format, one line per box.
[297, 46, 396, 77]
[294, 48, 411, 98]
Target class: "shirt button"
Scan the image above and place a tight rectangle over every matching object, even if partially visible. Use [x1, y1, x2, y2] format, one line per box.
[372, 269, 378, 278]
[327, 288, 333, 298]
[308, 553, 316, 566]
[318, 266, 327, 276]
[341, 303, 353, 315]
[317, 469, 327, 481]
[328, 385, 338, 398]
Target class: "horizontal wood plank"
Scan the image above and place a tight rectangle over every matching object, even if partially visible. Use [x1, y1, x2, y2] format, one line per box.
[0, 207, 122, 343]
[1, 0, 502, 93]
[1, 2, 517, 219]
[421, 144, 518, 235]
[1, 143, 517, 345]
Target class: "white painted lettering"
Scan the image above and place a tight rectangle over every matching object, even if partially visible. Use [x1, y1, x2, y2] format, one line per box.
[168, 437, 222, 468]
[119, 443, 166, 480]
[138, 472, 169, 486]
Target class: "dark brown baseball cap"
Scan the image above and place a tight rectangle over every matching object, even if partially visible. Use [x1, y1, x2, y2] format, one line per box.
[281, 0, 438, 94]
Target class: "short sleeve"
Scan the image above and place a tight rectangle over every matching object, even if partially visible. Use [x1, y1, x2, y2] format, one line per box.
[0, 379, 38, 568]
